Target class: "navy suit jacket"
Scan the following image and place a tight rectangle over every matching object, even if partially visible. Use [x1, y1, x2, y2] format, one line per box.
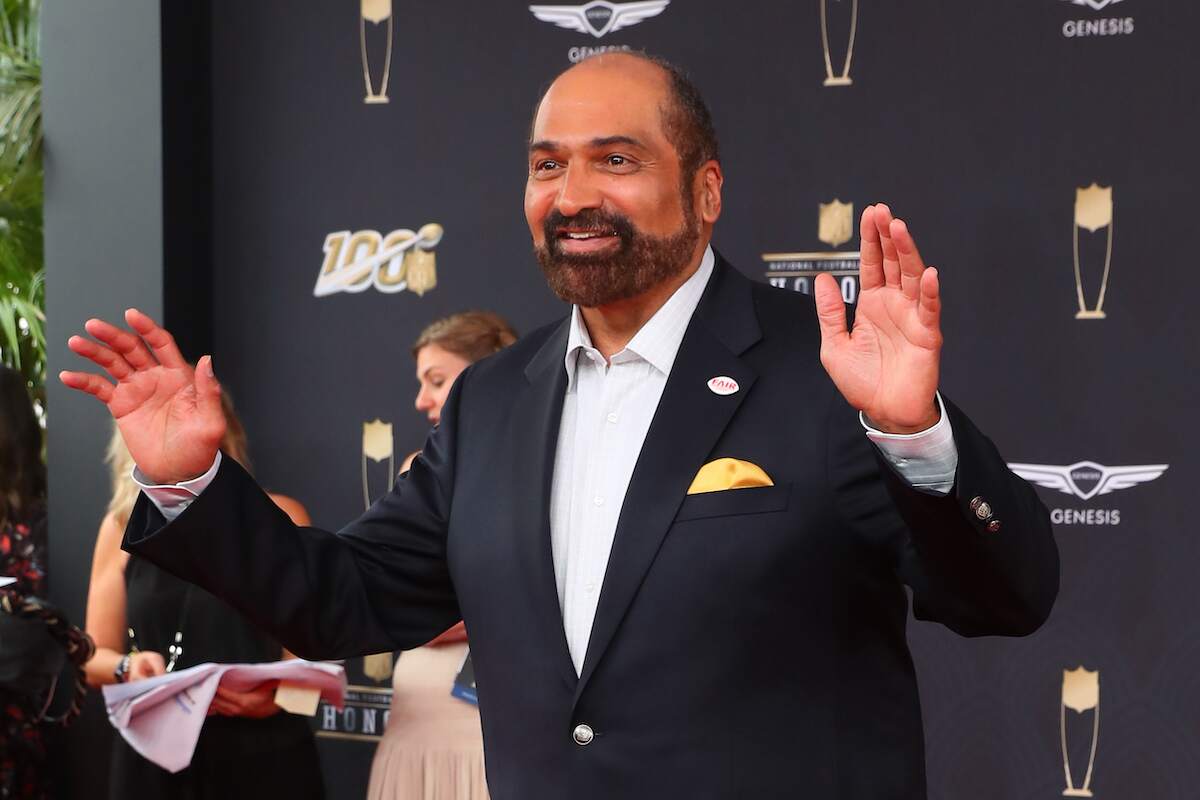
[126, 253, 1058, 799]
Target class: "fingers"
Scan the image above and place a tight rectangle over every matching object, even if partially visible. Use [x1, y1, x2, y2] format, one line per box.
[872, 204, 901, 288]
[58, 370, 114, 404]
[84, 317, 157, 371]
[132, 651, 166, 679]
[917, 267, 941, 332]
[125, 309, 187, 369]
[813, 273, 849, 342]
[858, 205, 884, 291]
[209, 695, 238, 716]
[67, 334, 133, 381]
[891, 219, 926, 301]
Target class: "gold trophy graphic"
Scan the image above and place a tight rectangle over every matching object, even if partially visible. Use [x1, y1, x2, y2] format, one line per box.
[820, 0, 858, 86]
[1060, 666, 1100, 797]
[361, 418, 397, 683]
[360, 0, 393, 104]
[1073, 183, 1113, 319]
[362, 418, 395, 510]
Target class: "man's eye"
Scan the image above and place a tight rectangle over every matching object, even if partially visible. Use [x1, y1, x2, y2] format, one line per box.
[535, 160, 560, 172]
[607, 155, 627, 166]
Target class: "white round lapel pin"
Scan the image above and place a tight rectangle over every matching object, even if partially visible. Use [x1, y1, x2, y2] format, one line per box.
[707, 376, 739, 396]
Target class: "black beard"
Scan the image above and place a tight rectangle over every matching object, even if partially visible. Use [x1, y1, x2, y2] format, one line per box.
[534, 206, 700, 307]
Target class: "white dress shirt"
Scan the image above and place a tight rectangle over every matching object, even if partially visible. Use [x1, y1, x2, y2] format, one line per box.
[138, 244, 957, 676]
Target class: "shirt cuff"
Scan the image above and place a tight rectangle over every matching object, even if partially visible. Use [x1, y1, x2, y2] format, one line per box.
[860, 392, 957, 496]
[133, 451, 222, 522]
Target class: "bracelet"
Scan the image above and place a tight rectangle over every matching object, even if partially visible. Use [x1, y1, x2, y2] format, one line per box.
[114, 653, 132, 683]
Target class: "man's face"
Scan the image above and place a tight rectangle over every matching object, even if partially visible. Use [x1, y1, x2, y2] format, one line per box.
[525, 58, 701, 307]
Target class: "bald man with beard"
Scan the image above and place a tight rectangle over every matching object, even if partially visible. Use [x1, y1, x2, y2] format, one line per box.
[63, 53, 1058, 799]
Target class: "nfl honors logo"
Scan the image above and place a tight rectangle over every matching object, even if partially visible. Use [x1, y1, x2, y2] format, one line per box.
[762, 199, 861, 302]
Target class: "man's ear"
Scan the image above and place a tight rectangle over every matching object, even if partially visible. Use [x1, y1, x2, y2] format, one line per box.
[696, 161, 723, 224]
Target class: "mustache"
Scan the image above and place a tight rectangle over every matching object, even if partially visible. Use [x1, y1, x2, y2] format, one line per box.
[541, 208, 636, 253]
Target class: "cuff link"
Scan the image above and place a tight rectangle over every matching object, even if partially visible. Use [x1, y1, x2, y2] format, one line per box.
[969, 496, 992, 520]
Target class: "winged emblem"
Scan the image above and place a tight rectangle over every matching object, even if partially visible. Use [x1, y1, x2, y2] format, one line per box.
[1062, 0, 1124, 9]
[529, 0, 670, 39]
[1008, 461, 1168, 502]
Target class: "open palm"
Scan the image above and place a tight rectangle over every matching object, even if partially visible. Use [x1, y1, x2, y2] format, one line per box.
[814, 204, 942, 433]
[60, 309, 225, 484]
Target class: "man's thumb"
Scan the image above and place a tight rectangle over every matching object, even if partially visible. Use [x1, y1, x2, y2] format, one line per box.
[196, 355, 222, 413]
[813, 273, 848, 342]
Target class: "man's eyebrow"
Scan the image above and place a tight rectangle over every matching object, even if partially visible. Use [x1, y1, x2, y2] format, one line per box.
[589, 135, 647, 149]
[528, 135, 648, 153]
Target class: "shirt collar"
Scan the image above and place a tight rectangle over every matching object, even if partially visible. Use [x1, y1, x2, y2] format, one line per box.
[563, 245, 715, 390]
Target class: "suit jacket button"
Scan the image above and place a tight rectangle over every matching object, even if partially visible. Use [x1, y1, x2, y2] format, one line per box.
[987, 519, 1002, 533]
[969, 496, 985, 512]
[974, 501, 992, 520]
[573, 724, 594, 746]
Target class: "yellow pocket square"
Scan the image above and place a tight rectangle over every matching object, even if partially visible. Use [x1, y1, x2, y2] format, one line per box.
[687, 458, 774, 495]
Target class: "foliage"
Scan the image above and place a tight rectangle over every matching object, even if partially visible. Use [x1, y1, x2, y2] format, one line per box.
[0, 0, 43, 416]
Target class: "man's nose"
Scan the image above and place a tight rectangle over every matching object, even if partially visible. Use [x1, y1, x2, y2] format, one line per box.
[554, 165, 602, 218]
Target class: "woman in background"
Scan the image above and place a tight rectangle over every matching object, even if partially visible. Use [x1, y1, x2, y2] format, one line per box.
[0, 365, 50, 798]
[85, 389, 324, 798]
[368, 311, 517, 800]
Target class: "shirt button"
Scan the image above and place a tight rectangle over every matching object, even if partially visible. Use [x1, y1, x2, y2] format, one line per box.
[606, 412, 618, 424]
[593, 496, 604, 506]
[585, 582, 596, 594]
[573, 724, 594, 746]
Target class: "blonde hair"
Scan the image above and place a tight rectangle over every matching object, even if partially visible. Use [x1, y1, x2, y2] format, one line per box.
[411, 311, 517, 363]
[105, 391, 251, 526]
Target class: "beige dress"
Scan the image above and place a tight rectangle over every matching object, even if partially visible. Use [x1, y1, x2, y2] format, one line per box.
[367, 642, 489, 800]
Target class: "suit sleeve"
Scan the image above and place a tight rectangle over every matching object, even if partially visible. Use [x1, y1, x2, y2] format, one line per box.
[828, 392, 1060, 637]
[121, 369, 472, 660]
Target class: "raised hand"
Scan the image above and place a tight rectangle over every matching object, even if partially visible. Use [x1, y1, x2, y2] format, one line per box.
[813, 204, 942, 433]
[59, 309, 225, 484]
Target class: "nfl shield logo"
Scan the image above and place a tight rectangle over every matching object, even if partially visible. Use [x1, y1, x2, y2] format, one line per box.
[818, 199, 854, 248]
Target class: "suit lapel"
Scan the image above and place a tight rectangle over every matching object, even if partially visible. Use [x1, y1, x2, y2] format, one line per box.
[573, 255, 762, 700]
[513, 319, 579, 690]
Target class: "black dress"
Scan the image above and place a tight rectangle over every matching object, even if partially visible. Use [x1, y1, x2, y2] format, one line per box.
[0, 504, 51, 800]
[109, 555, 324, 799]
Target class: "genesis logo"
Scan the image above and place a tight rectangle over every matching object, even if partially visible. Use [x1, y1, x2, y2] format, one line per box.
[529, 0, 670, 39]
[1058, 0, 1134, 37]
[1008, 461, 1167, 526]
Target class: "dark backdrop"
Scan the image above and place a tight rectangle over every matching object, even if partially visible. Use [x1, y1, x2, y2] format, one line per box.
[46, 1, 1200, 798]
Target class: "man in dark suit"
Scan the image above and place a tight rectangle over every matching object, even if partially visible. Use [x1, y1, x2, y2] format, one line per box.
[62, 53, 1057, 798]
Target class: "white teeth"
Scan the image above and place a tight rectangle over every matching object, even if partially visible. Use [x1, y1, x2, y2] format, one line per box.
[564, 231, 611, 239]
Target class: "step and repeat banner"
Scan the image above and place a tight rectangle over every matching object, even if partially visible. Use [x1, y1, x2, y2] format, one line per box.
[204, 1, 1198, 797]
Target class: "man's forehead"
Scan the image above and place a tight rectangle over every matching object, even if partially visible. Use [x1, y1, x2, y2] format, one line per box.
[532, 56, 671, 142]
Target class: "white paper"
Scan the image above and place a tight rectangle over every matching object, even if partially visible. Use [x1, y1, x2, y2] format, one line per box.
[102, 659, 345, 773]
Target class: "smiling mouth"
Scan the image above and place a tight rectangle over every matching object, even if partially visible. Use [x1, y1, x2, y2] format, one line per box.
[554, 228, 622, 253]
[557, 228, 618, 240]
